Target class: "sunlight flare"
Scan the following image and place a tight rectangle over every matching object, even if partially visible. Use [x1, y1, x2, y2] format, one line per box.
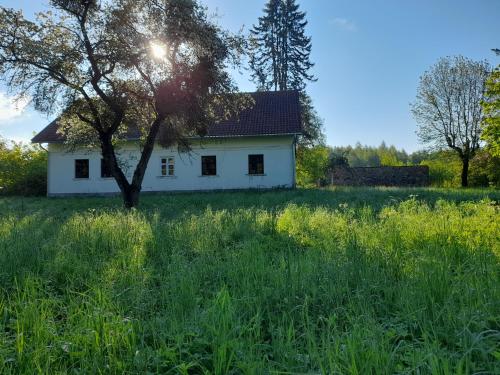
[150, 41, 167, 60]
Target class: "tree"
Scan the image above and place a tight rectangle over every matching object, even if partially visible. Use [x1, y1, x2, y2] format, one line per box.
[411, 56, 490, 187]
[296, 145, 331, 187]
[0, 0, 249, 207]
[249, 0, 315, 91]
[481, 49, 500, 157]
[328, 151, 349, 169]
[248, 0, 324, 146]
[299, 93, 325, 147]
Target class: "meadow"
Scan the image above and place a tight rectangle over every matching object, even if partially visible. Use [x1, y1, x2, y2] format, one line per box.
[0, 187, 499, 374]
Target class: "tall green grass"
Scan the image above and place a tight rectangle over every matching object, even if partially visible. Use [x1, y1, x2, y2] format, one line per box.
[0, 187, 499, 373]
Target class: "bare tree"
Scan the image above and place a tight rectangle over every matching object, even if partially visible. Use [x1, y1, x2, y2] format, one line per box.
[0, 0, 250, 207]
[411, 56, 490, 187]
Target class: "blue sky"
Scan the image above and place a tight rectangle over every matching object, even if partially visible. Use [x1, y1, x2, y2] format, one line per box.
[0, 0, 499, 151]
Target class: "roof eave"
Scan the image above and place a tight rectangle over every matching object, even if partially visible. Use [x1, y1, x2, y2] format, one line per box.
[31, 132, 303, 144]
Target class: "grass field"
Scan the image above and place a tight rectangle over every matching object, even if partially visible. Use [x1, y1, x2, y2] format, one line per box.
[0, 187, 499, 374]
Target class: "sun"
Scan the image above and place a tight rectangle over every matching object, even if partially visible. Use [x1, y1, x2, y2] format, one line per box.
[150, 41, 167, 60]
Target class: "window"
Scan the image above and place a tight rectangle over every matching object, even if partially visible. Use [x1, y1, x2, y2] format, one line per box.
[248, 154, 264, 175]
[75, 159, 89, 179]
[100, 159, 113, 178]
[161, 157, 175, 176]
[201, 156, 217, 176]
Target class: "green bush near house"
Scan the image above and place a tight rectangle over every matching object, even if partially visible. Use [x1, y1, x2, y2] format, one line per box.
[0, 140, 47, 196]
[0, 187, 498, 373]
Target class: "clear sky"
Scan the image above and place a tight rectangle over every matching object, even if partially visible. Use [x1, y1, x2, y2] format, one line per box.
[0, 0, 499, 151]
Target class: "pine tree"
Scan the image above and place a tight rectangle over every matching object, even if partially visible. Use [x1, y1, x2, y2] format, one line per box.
[249, 0, 323, 146]
[249, 0, 315, 91]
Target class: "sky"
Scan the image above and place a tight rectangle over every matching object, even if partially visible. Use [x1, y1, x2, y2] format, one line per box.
[0, 0, 499, 152]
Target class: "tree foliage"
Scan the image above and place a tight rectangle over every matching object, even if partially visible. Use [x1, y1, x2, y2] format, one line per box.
[296, 145, 330, 187]
[328, 142, 499, 188]
[481, 65, 500, 157]
[0, 138, 47, 195]
[298, 93, 325, 147]
[0, 0, 250, 207]
[411, 56, 490, 187]
[248, 0, 324, 147]
[249, 0, 315, 91]
[331, 142, 409, 167]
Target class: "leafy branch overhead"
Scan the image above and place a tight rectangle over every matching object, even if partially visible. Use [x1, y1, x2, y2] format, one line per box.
[0, 0, 252, 207]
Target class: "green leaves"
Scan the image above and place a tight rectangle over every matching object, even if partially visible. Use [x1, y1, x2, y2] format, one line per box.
[0, 141, 47, 196]
[1, 1, 251, 207]
[249, 0, 315, 92]
[481, 66, 500, 157]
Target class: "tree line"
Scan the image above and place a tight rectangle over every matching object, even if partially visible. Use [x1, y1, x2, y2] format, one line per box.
[296, 142, 499, 188]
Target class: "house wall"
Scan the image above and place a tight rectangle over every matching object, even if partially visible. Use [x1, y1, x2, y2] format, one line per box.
[47, 135, 296, 195]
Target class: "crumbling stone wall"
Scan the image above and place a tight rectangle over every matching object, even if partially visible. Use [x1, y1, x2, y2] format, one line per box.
[328, 166, 430, 187]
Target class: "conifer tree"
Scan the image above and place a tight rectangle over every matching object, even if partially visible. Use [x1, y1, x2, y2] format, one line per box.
[249, 0, 324, 146]
[249, 0, 315, 91]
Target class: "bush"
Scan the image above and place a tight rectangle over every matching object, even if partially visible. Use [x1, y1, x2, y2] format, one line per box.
[420, 150, 500, 188]
[296, 146, 331, 187]
[420, 152, 462, 187]
[0, 139, 47, 196]
[469, 150, 500, 187]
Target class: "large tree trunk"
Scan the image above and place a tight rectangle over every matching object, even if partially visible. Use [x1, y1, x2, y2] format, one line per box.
[461, 156, 469, 187]
[123, 185, 140, 209]
[98, 116, 164, 209]
[100, 133, 139, 208]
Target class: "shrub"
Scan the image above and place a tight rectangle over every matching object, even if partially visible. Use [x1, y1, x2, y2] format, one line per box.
[0, 139, 47, 196]
[420, 152, 462, 187]
[296, 146, 331, 187]
[469, 150, 500, 188]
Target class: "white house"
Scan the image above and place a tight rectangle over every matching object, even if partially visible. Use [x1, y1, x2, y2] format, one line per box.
[32, 91, 302, 196]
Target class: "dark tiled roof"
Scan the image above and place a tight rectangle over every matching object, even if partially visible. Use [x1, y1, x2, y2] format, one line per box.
[31, 119, 61, 143]
[31, 91, 302, 143]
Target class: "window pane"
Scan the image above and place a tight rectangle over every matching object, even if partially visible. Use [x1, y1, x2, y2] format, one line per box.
[75, 159, 89, 179]
[101, 159, 113, 178]
[161, 157, 174, 176]
[248, 154, 264, 175]
[202, 156, 217, 176]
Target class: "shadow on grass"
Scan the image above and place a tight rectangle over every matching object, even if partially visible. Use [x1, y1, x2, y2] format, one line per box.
[1, 187, 497, 220]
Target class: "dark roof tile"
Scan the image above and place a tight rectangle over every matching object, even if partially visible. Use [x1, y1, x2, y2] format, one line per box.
[32, 90, 302, 143]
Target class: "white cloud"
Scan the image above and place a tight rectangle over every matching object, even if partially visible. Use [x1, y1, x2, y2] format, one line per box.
[330, 18, 357, 32]
[0, 92, 30, 123]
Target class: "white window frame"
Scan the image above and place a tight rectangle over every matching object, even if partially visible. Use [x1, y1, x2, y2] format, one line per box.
[160, 156, 175, 177]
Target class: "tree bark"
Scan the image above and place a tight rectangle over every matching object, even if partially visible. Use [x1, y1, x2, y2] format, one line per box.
[461, 156, 469, 187]
[123, 186, 140, 209]
[100, 116, 165, 209]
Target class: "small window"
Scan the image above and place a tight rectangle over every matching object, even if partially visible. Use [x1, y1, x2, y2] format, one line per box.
[75, 159, 89, 179]
[101, 159, 113, 178]
[161, 157, 175, 176]
[201, 156, 217, 176]
[248, 154, 264, 175]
